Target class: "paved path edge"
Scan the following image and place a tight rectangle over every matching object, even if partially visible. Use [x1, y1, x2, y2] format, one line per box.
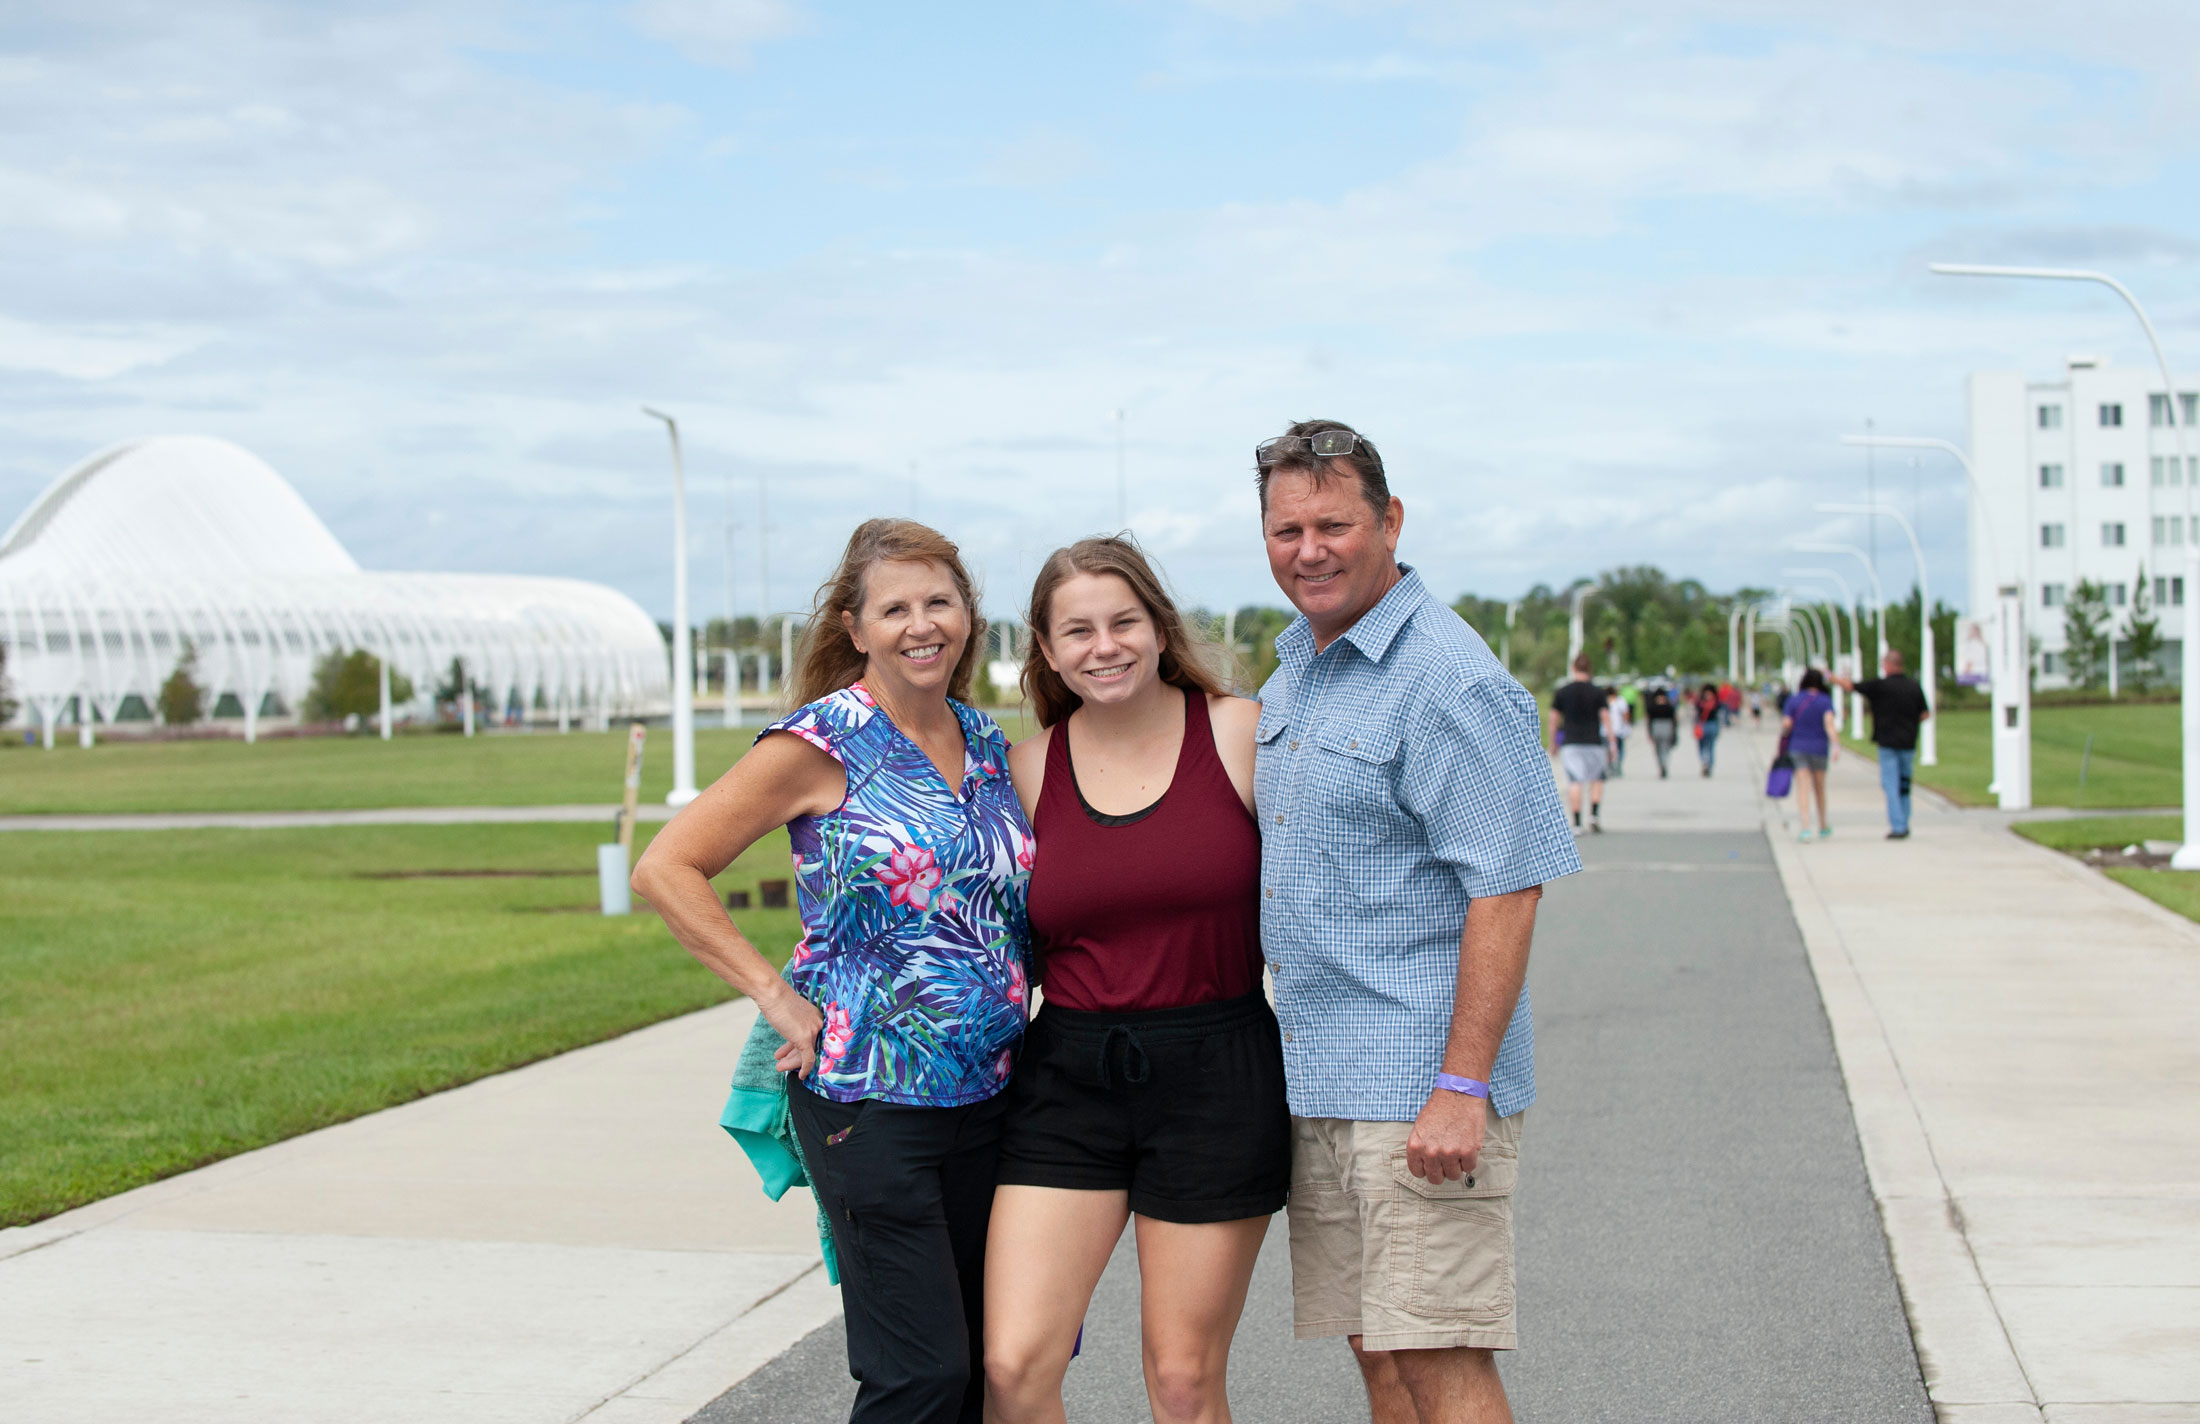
[1764, 809, 2044, 1421]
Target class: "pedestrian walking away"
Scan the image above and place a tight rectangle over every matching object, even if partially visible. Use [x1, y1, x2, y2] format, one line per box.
[1250, 419, 1582, 1424]
[1836, 650, 1931, 840]
[1692, 683, 1722, 776]
[1643, 682, 1678, 779]
[1605, 685, 1631, 776]
[983, 536, 1283, 1424]
[634, 520, 1034, 1424]
[1781, 668, 1839, 842]
[1549, 654, 1611, 834]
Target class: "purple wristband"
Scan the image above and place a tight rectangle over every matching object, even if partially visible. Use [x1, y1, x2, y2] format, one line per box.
[1434, 1072, 1490, 1099]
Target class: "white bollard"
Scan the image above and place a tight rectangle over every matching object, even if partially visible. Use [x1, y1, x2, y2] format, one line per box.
[598, 843, 631, 916]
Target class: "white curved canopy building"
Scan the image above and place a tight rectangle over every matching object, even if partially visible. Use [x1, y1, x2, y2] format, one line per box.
[0, 436, 670, 741]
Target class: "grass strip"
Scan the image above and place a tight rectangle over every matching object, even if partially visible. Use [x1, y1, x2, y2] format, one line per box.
[0, 821, 799, 1226]
[2012, 813, 2200, 924]
[1843, 701, 2177, 809]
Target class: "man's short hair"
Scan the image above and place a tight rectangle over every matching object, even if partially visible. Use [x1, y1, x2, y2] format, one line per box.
[1884, 650, 1906, 672]
[1254, 419, 1390, 516]
[1571, 652, 1592, 675]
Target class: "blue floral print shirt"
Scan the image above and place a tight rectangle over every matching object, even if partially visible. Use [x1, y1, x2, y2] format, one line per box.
[762, 683, 1034, 1107]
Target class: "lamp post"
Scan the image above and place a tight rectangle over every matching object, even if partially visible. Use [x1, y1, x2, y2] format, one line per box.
[1728, 603, 1748, 683]
[1567, 586, 1594, 668]
[1797, 541, 1888, 664]
[1502, 600, 1520, 673]
[1785, 566, 1864, 736]
[1835, 435, 2027, 804]
[1819, 501, 1936, 766]
[643, 407, 700, 808]
[1114, 408, 1127, 531]
[1930, 261, 2191, 855]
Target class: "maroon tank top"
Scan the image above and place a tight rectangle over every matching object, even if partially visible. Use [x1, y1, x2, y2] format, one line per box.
[1025, 689, 1263, 1013]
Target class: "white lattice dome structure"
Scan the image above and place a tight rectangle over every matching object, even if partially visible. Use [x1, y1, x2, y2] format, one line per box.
[0, 436, 670, 740]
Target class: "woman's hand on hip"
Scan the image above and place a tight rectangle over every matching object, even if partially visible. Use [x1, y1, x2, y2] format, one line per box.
[760, 983, 825, 1077]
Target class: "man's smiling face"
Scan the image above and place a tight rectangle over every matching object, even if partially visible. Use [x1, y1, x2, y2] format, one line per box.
[1261, 468, 1403, 650]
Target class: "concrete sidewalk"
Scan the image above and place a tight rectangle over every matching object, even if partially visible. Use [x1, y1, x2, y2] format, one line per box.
[0, 999, 836, 1424]
[1750, 729, 2200, 1423]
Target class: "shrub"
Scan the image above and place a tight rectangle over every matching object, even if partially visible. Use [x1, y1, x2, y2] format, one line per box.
[157, 643, 207, 726]
[306, 650, 415, 725]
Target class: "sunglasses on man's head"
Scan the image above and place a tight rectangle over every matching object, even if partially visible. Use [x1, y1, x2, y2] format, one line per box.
[1255, 430, 1365, 465]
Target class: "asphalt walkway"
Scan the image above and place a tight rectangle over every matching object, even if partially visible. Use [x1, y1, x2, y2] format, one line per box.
[696, 750, 1931, 1422]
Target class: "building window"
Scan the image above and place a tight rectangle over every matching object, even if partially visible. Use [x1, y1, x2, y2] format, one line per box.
[2101, 402, 2124, 427]
[2154, 456, 2181, 486]
[2109, 582, 2129, 606]
[2103, 522, 2127, 547]
[2042, 651, 2063, 676]
[2043, 583, 2067, 608]
[2155, 515, 2186, 546]
[2186, 393, 2199, 427]
[2157, 576, 2187, 607]
[2153, 393, 2176, 427]
[2041, 523, 2066, 548]
[2040, 463, 2064, 489]
[2154, 393, 2200, 427]
[2038, 404, 2064, 429]
[2102, 462, 2125, 487]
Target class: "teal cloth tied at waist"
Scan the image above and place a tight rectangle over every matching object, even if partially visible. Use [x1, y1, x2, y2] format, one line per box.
[720, 1012, 839, 1285]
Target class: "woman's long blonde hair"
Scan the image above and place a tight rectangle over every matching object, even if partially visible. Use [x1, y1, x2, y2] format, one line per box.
[1021, 535, 1228, 728]
[789, 519, 985, 709]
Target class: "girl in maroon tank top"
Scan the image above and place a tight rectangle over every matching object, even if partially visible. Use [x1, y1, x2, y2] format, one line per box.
[984, 536, 1288, 1424]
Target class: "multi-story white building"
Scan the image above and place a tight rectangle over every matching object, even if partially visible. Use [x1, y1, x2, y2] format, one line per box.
[1968, 359, 2200, 684]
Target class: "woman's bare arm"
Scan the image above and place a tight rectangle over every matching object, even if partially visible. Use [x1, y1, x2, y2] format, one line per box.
[1207, 693, 1260, 815]
[632, 732, 844, 1075]
[1007, 726, 1052, 824]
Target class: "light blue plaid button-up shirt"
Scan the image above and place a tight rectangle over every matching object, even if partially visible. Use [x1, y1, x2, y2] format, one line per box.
[1254, 566, 1580, 1122]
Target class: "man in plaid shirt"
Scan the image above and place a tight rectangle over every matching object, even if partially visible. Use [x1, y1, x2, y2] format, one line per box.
[1251, 419, 1579, 1424]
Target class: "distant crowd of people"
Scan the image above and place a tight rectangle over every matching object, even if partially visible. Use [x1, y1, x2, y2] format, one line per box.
[1542, 652, 1931, 841]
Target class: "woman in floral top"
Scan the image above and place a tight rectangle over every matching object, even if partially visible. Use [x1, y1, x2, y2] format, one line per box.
[635, 519, 1032, 1424]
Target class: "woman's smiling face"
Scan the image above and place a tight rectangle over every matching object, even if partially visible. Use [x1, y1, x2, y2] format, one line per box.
[1040, 571, 1161, 709]
[843, 558, 968, 703]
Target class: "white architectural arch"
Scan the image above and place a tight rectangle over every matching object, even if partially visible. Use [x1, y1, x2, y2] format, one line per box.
[0, 436, 669, 742]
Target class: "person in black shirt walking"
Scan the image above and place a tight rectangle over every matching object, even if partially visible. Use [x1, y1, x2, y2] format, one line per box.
[1642, 683, 1678, 778]
[1837, 650, 1932, 839]
[1549, 653, 1612, 833]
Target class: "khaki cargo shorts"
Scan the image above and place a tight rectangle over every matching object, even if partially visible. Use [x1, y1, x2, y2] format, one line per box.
[1285, 1109, 1523, 1352]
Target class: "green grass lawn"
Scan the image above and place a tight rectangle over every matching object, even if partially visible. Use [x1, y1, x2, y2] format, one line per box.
[1845, 700, 2179, 809]
[2011, 812, 2200, 924]
[0, 705, 1041, 815]
[0, 821, 802, 1226]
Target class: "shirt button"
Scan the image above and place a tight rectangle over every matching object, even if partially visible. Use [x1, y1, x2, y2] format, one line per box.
[1273, 813, 1283, 825]
[1264, 887, 1274, 899]
[1348, 739, 1358, 750]
[1283, 1032, 1294, 1043]
[1289, 739, 1300, 750]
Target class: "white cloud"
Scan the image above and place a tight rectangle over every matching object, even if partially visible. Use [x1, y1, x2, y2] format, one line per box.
[629, 0, 800, 69]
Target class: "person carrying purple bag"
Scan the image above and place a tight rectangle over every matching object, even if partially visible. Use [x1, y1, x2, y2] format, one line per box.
[1781, 668, 1840, 842]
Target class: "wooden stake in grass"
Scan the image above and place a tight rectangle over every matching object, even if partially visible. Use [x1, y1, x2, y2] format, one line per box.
[617, 722, 647, 853]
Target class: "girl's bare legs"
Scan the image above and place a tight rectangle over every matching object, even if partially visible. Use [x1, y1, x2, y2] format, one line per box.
[1133, 1214, 1270, 1424]
[1808, 768, 1830, 831]
[983, 1186, 1127, 1424]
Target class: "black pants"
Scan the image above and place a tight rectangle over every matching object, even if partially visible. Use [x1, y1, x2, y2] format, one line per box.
[787, 1075, 1006, 1424]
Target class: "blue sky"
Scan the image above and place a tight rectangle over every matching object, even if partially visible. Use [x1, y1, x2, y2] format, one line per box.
[3, 0, 2198, 623]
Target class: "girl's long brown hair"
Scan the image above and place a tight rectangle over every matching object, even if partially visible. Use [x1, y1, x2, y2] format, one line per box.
[789, 519, 985, 709]
[1021, 535, 1228, 728]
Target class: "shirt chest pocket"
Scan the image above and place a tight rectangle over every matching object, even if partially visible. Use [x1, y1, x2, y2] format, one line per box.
[1311, 724, 1403, 822]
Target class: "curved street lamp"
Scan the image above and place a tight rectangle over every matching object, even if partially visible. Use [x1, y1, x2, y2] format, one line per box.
[1818, 502, 1937, 766]
[643, 407, 700, 809]
[1930, 261, 2185, 848]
